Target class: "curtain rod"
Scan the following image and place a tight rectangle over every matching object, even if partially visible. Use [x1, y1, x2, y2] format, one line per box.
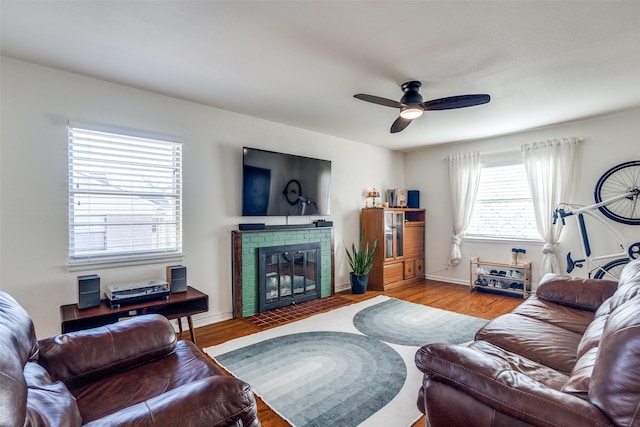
[444, 137, 583, 160]
[443, 146, 520, 160]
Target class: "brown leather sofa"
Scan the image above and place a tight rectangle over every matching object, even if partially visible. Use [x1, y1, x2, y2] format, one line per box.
[415, 257, 640, 427]
[0, 290, 260, 426]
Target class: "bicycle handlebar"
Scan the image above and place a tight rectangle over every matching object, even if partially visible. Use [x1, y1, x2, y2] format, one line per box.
[553, 189, 637, 225]
[553, 208, 573, 225]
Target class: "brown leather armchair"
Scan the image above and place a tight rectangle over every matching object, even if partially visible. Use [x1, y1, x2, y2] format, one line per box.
[0, 290, 260, 426]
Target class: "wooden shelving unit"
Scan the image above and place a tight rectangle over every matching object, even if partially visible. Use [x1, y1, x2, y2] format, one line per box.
[60, 286, 208, 343]
[361, 208, 426, 291]
[470, 257, 531, 299]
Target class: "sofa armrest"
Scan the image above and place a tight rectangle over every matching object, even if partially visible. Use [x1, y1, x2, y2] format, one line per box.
[81, 375, 260, 427]
[415, 343, 612, 426]
[536, 273, 618, 311]
[38, 314, 176, 387]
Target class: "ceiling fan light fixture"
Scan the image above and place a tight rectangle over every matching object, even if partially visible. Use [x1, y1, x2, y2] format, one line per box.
[354, 80, 490, 133]
[400, 106, 423, 119]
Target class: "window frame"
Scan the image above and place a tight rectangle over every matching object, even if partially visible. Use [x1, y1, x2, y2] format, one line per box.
[67, 124, 183, 270]
[465, 159, 542, 243]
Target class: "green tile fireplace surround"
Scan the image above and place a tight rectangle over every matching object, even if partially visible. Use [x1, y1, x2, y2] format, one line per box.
[231, 227, 335, 318]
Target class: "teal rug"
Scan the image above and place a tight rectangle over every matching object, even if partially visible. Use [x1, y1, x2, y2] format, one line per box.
[204, 296, 487, 427]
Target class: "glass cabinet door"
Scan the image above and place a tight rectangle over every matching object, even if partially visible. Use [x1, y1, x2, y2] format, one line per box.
[384, 211, 404, 260]
[395, 212, 404, 258]
[385, 212, 394, 259]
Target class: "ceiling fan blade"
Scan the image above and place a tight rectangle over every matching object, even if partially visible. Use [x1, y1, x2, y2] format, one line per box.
[390, 117, 413, 133]
[422, 94, 490, 111]
[354, 94, 403, 108]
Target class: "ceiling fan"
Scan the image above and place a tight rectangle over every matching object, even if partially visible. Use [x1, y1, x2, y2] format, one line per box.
[354, 81, 490, 133]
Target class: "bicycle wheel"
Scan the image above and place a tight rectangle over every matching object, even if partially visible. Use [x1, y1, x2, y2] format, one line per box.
[593, 257, 630, 280]
[594, 160, 640, 225]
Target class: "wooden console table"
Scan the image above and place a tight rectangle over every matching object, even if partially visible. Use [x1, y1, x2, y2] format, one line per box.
[60, 286, 208, 344]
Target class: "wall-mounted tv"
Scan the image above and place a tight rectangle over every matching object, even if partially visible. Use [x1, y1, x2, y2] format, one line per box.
[242, 147, 331, 216]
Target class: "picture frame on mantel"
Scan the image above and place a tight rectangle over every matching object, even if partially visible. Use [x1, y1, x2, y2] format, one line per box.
[387, 188, 408, 208]
[387, 189, 394, 207]
[394, 188, 408, 207]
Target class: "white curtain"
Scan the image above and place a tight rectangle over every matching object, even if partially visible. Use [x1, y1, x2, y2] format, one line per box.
[522, 137, 582, 276]
[446, 152, 481, 266]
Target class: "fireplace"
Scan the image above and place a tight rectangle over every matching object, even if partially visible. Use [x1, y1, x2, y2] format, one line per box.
[258, 242, 321, 313]
[231, 226, 334, 318]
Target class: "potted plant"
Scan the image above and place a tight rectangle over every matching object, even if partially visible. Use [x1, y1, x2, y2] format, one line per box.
[345, 231, 377, 294]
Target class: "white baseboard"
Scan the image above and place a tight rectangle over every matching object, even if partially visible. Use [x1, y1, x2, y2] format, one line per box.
[335, 283, 351, 293]
[424, 273, 468, 287]
[172, 311, 233, 332]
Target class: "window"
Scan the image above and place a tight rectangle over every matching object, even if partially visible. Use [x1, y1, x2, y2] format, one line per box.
[466, 161, 539, 240]
[68, 126, 182, 265]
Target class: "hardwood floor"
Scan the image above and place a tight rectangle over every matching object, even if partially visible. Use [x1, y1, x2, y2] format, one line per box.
[184, 279, 523, 427]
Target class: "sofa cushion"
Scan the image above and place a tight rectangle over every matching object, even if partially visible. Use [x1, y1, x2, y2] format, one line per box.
[474, 312, 582, 373]
[536, 274, 618, 311]
[0, 291, 39, 363]
[38, 314, 177, 388]
[72, 340, 224, 423]
[609, 259, 640, 312]
[575, 310, 608, 360]
[0, 291, 40, 426]
[589, 294, 640, 426]
[24, 362, 82, 427]
[561, 346, 597, 395]
[82, 376, 259, 427]
[420, 380, 534, 427]
[511, 294, 595, 334]
[469, 340, 568, 391]
[415, 342, 613, 426]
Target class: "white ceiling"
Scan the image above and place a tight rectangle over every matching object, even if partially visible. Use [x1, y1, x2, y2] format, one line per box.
[2, 1, 639, 151]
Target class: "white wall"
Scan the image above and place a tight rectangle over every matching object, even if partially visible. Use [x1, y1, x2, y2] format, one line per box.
[405, 108, 640, 287]
[0, 57, 404, 338]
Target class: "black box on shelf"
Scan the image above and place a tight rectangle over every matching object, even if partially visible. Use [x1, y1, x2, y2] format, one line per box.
[408, 190, 420, 208]
[239, 223, 265, 230]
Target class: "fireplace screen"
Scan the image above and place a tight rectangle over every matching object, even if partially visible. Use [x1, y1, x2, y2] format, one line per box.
[258, 242, 321, 312]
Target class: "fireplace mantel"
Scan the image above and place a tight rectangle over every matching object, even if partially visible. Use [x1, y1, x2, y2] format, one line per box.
[231, 226, 334, 318]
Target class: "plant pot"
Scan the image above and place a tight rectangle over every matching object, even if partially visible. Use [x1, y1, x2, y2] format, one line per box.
[350, 273, 368, 294]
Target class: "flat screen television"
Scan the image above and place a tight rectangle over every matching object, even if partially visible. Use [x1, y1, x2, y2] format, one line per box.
[242, 147, 331, 216]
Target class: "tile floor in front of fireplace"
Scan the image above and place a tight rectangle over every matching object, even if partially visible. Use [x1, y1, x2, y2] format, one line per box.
[244, 295, 353, 329]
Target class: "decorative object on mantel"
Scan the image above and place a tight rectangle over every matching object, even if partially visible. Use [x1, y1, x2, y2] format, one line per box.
[386, 188, 409, 207]
[345, 231, 377, 294]
[365, 187, 381, 208]
[393, 188, 408, 207]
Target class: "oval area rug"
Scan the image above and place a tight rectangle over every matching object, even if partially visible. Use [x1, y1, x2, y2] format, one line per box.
[206, 295, 487, 427]
[215, 330, 405, 427]
[353, 298, 487, 346]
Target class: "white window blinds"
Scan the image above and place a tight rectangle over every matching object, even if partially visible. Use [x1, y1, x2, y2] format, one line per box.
[68, 126, 182, 264]
[466, 162, 539, 240]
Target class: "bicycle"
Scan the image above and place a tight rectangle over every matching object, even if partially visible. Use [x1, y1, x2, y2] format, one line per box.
[553, 160, 640, 280]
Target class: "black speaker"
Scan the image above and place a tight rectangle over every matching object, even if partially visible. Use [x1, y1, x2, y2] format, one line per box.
[239, 223, 265, 231]
[77, 274, 100, 309]
[166, 265, 187, 293]
[408, 190, 420, 208]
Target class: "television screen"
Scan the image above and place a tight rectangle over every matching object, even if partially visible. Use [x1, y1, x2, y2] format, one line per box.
[242, 147, 331, 216]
